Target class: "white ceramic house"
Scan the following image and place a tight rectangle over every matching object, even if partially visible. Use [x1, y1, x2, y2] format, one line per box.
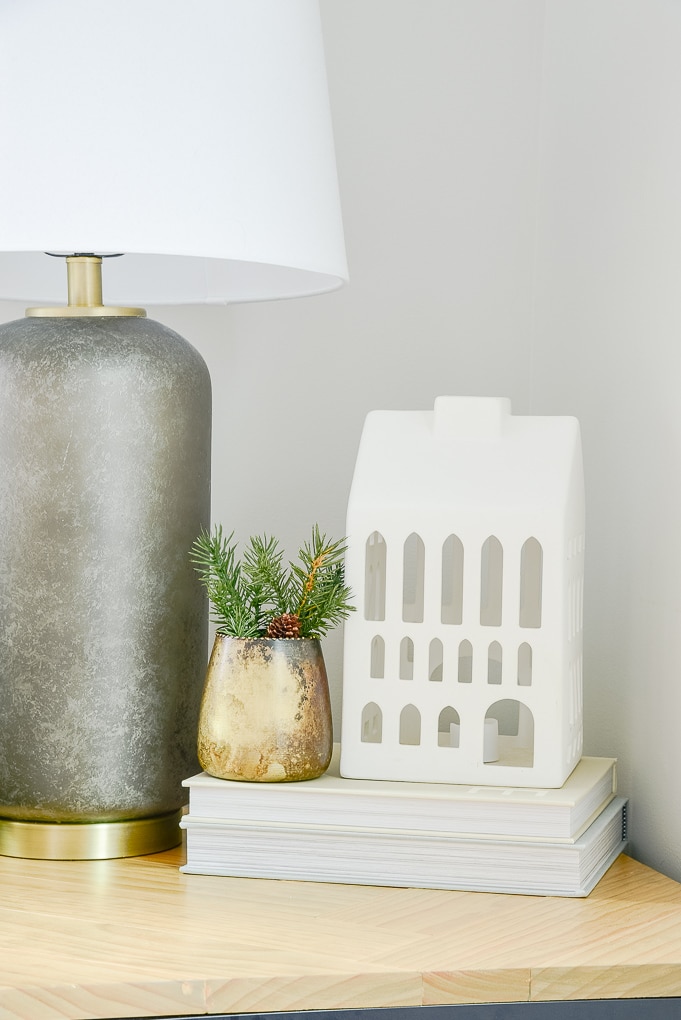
[340, 396, 585, 788]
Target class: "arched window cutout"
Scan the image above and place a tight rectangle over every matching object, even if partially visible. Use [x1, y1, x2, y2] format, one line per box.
[399, 703, 421, 745]
[568, 574, 584, 641]
[487, 640, 502, 684]
[364, 531, 386, 621]
[569, 656, 583, 728]
[438, 706, 460, 747]
[370, 635, 385, 679]
[480, 536, 503, 626]
[361, 702, 382, 743]
[441, 534, 464, 624]
[484, 699, 534, 768]
[429, 638, 443, 682]
[402, 532, 425, 623]
[458, 639, 473, 683]
[520, 537, 543, 628]
[399, 636, 414, 681]
[517, 642, 532, 686]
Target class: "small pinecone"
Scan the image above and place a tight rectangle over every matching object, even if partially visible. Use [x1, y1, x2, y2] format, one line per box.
[266, 613, 302, 639]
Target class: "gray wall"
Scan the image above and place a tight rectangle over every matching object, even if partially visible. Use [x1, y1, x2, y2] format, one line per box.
[3, 0, 679, 883]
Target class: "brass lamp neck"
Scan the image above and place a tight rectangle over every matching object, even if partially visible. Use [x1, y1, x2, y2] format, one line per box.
[26, 255, 146, 318]
[67, 255, 104, 307]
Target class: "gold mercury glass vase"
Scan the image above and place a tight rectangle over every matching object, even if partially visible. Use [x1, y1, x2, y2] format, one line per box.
[197, 636, 333, 782]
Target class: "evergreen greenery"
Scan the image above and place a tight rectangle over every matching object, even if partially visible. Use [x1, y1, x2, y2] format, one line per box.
[190, 524, 355, 639]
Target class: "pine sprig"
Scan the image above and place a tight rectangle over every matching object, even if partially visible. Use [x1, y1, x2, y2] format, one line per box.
[242, 535, 293, 632]
[292, 526, 353, 638]
[189, 526, 262, 637]
[190, 524, 355, 639]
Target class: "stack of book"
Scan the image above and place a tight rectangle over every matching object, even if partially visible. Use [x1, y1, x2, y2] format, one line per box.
[180, 746, 627, 896]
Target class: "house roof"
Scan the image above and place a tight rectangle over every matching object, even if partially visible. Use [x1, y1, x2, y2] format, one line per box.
[348, 397, 582, 514]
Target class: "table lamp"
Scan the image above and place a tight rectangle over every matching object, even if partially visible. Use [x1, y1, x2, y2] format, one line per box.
[0, 0, 347, 860]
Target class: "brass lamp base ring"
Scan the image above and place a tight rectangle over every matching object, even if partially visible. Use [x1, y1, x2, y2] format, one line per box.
[0, 809, 182, 860]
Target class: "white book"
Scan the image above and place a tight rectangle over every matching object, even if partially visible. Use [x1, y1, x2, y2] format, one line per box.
[182, 745, 616, 842]
[180, 797, 628, 898]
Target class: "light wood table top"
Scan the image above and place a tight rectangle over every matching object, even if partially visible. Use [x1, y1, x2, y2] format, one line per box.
[2, 847, 681, 1019]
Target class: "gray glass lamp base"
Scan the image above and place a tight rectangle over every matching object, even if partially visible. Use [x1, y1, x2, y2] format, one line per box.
[0, 312, 211, 857]
[0, 809, 183, 860]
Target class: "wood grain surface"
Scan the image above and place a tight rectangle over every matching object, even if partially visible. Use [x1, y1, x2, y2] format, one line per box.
[1, 848, 681, 1019]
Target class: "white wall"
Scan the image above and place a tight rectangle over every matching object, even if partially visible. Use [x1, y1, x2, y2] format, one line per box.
[531, 0, 681, 882]
[3, 0, 680, 881]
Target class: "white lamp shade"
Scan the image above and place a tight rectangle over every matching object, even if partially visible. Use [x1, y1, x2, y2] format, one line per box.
[0, 0, 347, 304]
